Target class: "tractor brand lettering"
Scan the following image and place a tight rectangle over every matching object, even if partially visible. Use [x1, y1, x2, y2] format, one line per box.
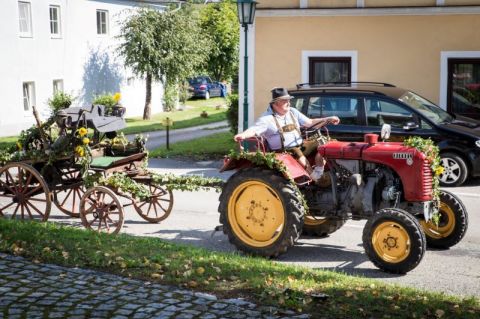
[393, 153, 413, 160]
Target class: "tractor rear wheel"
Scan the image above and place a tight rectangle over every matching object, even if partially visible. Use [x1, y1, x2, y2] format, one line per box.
[420, 190, 468, 249]
[363, 208, 426, 274]
[218, 167, 305, 258]
[302, 215, 346, 237]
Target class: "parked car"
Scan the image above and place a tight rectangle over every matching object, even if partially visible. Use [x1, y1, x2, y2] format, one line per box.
[188, 76, 225, 99]
[288, 82, 480, 186]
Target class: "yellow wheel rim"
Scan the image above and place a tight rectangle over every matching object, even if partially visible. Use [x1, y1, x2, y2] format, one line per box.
[228, 180, 285, 247]
[372, 221, 410, 263]
[304, 214, 327, 226]
[420, 202, 455, 239]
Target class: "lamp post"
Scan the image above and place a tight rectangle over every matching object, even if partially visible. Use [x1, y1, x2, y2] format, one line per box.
[236, 0, 257, 132]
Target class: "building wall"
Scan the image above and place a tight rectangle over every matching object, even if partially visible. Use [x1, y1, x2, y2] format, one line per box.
[245, 4, 480, 123]
[0, 0, 164, 137]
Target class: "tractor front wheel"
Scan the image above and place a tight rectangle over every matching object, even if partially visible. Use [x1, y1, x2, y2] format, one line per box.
[420, 190, 468, 249]
[363, 208, 426, 274]
[218, 167, 305, 258]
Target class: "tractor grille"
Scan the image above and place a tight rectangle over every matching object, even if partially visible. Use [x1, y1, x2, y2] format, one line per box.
[422, 159, 433, 197]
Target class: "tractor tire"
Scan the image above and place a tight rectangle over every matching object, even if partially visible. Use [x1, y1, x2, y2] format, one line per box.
[302, 215, 346, 237]
[420, 190, 468, 249]
[439, 152, 468, 187]
[363, 208, 426, 274]
[218, 167, 305, 258]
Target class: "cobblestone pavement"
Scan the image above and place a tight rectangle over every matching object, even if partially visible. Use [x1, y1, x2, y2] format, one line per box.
[0, 253, 309, 319]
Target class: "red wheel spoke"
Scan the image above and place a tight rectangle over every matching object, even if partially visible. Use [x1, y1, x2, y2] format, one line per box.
[11, 203, 20, 219]
[25, 201, 45, 218]
[25, 185, 43, 198]
[24, 172, 33, 192]
[29, 197, 47, 203]
[0, 201, 16, 212]
[5, 171, 19, 194]
[0, 179, 16, 195]
[24, 203, 34, 219]
[60, 188, 74, 206]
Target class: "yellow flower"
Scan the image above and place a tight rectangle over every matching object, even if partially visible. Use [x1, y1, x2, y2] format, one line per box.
[435, 166, 445, 176]
[75, 146, 85, 157]
[113, 92, 121, 103]
[16, 141, 22, 150]
[83, 137, 90, 145]
[77, 127, 88, 137]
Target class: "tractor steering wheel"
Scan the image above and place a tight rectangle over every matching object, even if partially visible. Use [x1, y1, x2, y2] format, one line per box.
[301, 121, 330, 141]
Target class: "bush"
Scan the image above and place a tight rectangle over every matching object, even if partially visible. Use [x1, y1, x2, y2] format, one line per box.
[93, 94, 117, 114]
[164, 84, 177, 112]
[226, 94, 238, 134]
[48, 92, 74, 113]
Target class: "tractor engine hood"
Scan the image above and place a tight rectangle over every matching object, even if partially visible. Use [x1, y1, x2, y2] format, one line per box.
[318, 139, 433, 202]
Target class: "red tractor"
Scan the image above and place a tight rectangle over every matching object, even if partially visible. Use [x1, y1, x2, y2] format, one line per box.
[218, 125, 468, 274]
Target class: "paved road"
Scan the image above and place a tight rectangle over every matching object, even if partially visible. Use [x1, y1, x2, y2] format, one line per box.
[42, 158, 480, 298]
[126, 121, 229, 150]
[0, 253, 307, 319]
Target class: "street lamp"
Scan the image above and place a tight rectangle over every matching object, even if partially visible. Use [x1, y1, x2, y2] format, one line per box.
[236, 0, 257, 132]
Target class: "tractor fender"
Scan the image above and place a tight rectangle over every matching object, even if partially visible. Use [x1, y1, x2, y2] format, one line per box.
[220, 153, 310, 182]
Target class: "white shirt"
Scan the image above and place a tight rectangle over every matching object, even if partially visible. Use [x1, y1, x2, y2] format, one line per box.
[249, 106, 309, 150]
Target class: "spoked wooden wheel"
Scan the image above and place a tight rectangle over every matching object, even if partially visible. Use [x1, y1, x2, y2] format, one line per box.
[0, 163, 51, 221]
[53, 168, 85, 218]
[133, 184, 173, 223]
[80, 186, 124, 234]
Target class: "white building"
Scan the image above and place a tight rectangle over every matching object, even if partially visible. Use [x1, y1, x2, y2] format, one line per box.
[0, 0, 173, 137]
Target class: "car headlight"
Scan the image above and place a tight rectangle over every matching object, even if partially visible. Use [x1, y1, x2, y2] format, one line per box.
[476, 140, 480, 148]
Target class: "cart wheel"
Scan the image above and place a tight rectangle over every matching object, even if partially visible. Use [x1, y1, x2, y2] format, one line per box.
[80, 186, 124, 234]
[0, 163, 51, 221]
[133, 184, 173, 223]
[53, 169, 85, 218]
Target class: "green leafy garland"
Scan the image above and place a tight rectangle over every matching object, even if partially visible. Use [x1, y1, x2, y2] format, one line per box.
[227, 150, 309, 211]
[86, 171, 223, 200]
[149, 172, 224, 192]
[403, 136, 442, 223]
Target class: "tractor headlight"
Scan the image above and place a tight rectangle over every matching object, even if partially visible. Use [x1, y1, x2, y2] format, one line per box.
[476, 140, 480, 148]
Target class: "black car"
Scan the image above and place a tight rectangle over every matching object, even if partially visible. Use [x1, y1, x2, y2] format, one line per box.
[289, 82, 480, 186]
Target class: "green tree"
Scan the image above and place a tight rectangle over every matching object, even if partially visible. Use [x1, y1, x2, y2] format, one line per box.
[117, 7, 208, 119]
[200, 0, 239, 82]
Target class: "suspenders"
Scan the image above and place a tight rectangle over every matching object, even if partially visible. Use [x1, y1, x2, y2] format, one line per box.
[272, 111, 301, 150]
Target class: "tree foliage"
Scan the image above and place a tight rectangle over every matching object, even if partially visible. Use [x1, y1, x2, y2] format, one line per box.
[200, 1, 239, 82]
[117, 6, 209, 119]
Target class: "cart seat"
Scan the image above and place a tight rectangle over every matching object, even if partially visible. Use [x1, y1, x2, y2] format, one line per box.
[90, 152, 147, 169]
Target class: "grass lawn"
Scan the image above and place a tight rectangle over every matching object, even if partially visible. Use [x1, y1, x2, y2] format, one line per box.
[0, 219, 477, 318]
[121, 97, 228, 135]
[149, 131, 236, 160]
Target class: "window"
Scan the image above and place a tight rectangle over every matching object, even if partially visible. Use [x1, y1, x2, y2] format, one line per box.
[53, 79, 64, 93]
[18, 1, 32, 37]
[447, 58, 480, 120]
[49, 5, 61, 37]
[305, 96, 359, 125]
[366, 98, 414, 128]
[96, 10, 108, 35]
[22, 82, 36, 111]
[309, 57, 351, 84]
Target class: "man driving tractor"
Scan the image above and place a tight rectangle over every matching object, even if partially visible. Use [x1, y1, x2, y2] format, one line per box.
[233, 87, 340, 181]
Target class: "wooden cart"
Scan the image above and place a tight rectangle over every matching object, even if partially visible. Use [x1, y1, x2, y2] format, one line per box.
[0, 105, 173, 234]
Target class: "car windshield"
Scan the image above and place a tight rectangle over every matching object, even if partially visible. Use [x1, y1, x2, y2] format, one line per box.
[398, 91, 453, 124]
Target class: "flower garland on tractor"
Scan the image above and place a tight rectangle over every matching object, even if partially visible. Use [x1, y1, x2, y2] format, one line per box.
[403, 136, 442, 224]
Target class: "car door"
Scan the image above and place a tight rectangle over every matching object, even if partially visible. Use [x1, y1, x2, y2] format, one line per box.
[364, 97, 435, 141]
[302, 94, 364, 141]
